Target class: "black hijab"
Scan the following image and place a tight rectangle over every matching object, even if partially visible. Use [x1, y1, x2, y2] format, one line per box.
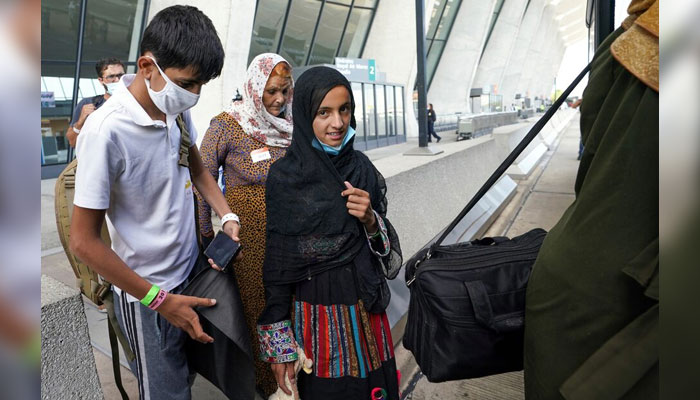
[264, 66, 401, 284]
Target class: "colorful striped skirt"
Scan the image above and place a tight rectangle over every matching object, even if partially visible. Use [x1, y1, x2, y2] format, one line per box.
[293, 299, 399, 400]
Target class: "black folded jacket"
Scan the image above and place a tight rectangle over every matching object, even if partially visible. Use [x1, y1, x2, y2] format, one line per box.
[182, 261, 255, 400]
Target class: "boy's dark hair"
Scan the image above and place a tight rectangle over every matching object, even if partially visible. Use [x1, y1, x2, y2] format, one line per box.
[95, 58, 125, 78]
[139, 5, 224, 82]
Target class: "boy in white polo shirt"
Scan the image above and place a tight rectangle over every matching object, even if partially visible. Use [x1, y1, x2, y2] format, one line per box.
[70, 6, 237, 399]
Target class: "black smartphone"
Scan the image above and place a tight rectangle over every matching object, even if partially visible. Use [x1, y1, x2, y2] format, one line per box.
[203, 231, 241, 272]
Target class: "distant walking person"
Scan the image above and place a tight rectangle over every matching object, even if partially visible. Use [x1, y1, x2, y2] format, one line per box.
[427, 103, 441, 143]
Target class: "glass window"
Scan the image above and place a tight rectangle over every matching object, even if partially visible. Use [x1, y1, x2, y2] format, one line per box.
[353, 0, 377, 8]
[41, 66, 76, 112]
[363, 83, 375, 140]
[435, 0, 459, 40]
[279, 0, 322, 67]
[427, 0, 448, 39]
[81, 0, 146, 62]
[252, 0, 376, 67]
[426, 40, 445, 85]
[43, 77, 69, 102]
[41, 0, 147, 170]
[41, 70, 74, 165]
[337, 7, 372, 58]
[482, 0, 505, 53]
[386, 85, 395, 137]
[78, 78, 102, 101]
[375, 85, 386, 139]
[248, 0, 289, 64]
[395, 86, 405, 136]
[423, 0, 463, 90]
[42, 0, 82, 61]
[351, 82, 365, 142]
[308, 3, 350, 65]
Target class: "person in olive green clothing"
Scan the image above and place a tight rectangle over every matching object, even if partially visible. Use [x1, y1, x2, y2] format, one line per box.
[524, 1, 659, 399]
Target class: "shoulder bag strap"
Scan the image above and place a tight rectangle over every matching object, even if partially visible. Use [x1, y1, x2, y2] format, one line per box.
[430, 63, 591, 250]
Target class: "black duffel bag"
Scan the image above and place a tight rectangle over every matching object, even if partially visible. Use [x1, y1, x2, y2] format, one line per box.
[403, 229, 546, 382]
[403, 63, 591, 383]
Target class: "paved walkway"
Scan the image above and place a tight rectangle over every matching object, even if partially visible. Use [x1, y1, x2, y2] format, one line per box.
[41, 114, 581, 399]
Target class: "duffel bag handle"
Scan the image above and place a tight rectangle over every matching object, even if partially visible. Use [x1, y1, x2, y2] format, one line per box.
[464, 281, 497, 332]
[470, 237, 510, 246]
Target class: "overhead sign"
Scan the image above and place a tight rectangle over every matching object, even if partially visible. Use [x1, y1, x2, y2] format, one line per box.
[41, 92, 55, 108]
[334, 57, 379, 82]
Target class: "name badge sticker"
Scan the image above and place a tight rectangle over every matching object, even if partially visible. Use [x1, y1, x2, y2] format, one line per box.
[251, 147, 271, 163]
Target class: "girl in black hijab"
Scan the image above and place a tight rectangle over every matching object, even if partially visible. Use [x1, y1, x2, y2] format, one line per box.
[257, 67, 402, 399]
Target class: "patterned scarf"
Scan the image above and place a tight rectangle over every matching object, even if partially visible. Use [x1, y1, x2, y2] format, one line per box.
[227, 53, 294, 147]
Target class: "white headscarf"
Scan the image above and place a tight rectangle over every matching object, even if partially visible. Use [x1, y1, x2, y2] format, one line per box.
[227, 53, 293, 147]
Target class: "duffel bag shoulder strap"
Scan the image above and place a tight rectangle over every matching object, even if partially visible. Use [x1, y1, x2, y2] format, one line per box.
[431, 63, 591, 251]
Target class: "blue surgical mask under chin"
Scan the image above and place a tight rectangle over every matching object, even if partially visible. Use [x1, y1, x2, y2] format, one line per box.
[312, 127, 356, 155]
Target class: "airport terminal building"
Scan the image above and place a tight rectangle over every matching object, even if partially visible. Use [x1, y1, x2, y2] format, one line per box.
[41, 0, 582, 177]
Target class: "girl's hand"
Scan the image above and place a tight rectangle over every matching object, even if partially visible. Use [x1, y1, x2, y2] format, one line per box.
[271, 361, 296, 396]
[341, 181, 377, 233]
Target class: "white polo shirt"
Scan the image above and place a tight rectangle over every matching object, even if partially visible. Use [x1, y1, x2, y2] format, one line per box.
[74, 74, 199, 302]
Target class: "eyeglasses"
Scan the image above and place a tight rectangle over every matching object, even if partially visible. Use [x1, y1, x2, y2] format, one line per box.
[102, 73, 125, 82]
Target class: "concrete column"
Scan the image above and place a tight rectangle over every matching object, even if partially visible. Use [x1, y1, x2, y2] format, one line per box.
[472, 0, 528, 101]
[529, 9, 563, 99]
[516, 5, 554, 98]
[362, 0, 438, 138]
[532, 37, 565, 99]
[500, 0, 546, 107]
[426, 0, 496, 115]
[147, 0, 255, 145]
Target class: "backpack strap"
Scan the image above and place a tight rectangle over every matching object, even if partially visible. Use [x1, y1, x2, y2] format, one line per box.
[177, 114, 191, 167]
[107, 303, 131, 400]
[104, 289, 133, 400]
[176, 113, 208, 251]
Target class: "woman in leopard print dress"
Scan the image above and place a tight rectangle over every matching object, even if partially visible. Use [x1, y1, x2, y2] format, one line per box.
[195, 53, 293, 396]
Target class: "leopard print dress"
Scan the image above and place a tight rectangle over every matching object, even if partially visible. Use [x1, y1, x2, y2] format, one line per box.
[195, 111, 287, 396]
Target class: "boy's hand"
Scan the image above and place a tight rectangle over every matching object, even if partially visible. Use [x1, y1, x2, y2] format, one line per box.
[221, 219, 240, 245]
[271, 362, 296, 396]
[157, 293, 216, 343]
[341, 181, 377, 232]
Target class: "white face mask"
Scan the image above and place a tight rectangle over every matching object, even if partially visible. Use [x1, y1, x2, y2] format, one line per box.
[105, 82, 120, 95]
[144, 56, 200, 115]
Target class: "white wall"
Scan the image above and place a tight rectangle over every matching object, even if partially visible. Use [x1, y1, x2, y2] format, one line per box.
[516, 5, 553, 98]
[531, 25, 565, 99]
[500, 0, 546, 107]
[472, 0, 528, 102]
